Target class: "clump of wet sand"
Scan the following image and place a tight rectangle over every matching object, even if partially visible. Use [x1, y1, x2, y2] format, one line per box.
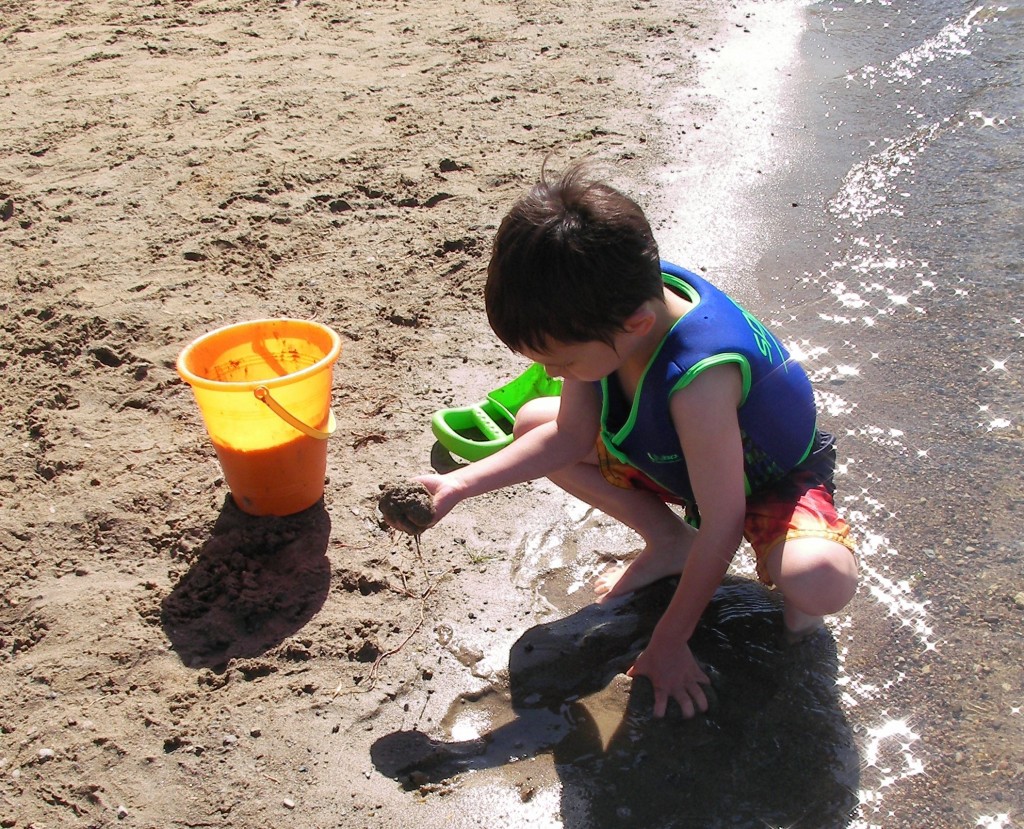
[378, 481, 436, 535]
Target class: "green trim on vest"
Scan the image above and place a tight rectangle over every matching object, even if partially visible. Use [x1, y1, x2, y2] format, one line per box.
[671, 353, 753, 404]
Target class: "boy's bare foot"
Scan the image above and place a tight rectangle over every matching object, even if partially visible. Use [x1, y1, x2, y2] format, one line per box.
[782, 606, 824, 645]
[594, 539, 689, 603]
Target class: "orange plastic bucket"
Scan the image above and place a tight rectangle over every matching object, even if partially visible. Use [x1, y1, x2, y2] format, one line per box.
[177, 319, 342, 516]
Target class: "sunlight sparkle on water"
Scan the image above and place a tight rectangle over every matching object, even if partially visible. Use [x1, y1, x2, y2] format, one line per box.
[854, 717, 925, 821]
[784, 339, 829, 363]
[450, 708, 491, 742]
[815, 390, 856, 418]
[854, 527, 937, 651]
[857, 7, 980, 84]
[976, 814, 1012, 829]
[970, 110, 1009, 130]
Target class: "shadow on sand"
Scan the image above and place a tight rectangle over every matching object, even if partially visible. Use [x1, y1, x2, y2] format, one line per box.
[372, 576, 860, 828]
[160, 495, 331, 670]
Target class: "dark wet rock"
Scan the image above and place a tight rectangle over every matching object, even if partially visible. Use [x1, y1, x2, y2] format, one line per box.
[508, 576, 782, 711]
[509, 578, 677, 708]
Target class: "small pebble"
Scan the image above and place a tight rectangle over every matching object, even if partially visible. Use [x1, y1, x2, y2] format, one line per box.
[283, 798, 295, 810]
[117, 805, 129, 819]
[38, 748, 54, 761]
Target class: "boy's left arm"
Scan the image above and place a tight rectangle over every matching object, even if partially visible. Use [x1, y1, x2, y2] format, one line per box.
[626, 363, 747, 718]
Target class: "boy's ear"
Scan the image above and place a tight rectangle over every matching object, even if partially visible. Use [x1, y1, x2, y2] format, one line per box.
[622, 303, 657, 336]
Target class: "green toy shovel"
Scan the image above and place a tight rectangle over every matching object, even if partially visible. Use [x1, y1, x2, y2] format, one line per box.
[431, 363, 563, 462]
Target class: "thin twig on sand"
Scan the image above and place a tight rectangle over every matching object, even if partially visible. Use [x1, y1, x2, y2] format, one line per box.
[331, 535, 449, 700]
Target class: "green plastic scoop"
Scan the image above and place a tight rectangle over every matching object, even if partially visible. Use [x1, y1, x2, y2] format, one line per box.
[431, 363, 563, 461]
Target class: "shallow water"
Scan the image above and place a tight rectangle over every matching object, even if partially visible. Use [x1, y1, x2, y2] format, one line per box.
[648, 0, 1023, 825]
[375, 2, 1023, 826]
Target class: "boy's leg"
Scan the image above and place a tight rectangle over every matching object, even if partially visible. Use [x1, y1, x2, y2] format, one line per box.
[513, 398, 695, 599]
[745, 432, 858, 638]
[761, 536, 858, 638]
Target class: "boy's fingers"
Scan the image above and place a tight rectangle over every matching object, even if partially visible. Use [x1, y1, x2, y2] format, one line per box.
[628, 665, 708, 719]
[690, 683, 709, 714]
[385, 514, 421, 535]
[674, 688, 698, 720]
[653, 688, 668, 719]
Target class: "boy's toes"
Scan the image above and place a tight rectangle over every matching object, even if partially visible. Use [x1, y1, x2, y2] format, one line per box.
[593, 564, 626, 596]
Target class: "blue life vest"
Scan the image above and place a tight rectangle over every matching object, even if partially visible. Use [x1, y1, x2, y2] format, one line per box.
[599, 261, 817, 504]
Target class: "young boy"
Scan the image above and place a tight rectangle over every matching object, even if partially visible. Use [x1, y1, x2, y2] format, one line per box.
[404, 162, 858, 719]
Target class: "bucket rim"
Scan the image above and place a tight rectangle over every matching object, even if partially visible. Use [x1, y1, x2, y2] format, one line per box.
[176, 318, 342, 392]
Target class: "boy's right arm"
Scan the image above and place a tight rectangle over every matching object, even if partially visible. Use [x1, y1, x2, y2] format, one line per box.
[414, 377, 600, 526]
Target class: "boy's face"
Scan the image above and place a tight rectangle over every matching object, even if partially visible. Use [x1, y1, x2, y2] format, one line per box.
[520, 337, 624, 384]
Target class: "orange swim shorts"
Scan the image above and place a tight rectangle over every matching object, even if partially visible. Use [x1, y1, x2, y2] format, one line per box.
[596, 431, 856, 586]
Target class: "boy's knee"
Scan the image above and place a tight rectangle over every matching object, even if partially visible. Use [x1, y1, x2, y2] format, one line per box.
[512, 397, 559, 440]
[808, 547, 858, 613]
[819, 551, 858, 609]
[770, 539, 858, 614]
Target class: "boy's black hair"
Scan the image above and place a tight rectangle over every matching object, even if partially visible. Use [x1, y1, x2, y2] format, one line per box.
[485, 161, 663, 353]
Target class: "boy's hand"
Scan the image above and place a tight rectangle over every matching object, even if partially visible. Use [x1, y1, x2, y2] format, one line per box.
[626, 635, 710, 719]
[410, 473, 465, 528]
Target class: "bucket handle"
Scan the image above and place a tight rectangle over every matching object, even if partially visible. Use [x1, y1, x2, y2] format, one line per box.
[254, 386, 336, 441]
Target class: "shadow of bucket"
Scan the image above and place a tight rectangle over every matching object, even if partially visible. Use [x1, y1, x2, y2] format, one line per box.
[177, 319, 342, 516]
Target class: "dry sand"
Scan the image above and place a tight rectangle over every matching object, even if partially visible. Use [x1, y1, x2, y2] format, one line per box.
[0, 1, 753, 826]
